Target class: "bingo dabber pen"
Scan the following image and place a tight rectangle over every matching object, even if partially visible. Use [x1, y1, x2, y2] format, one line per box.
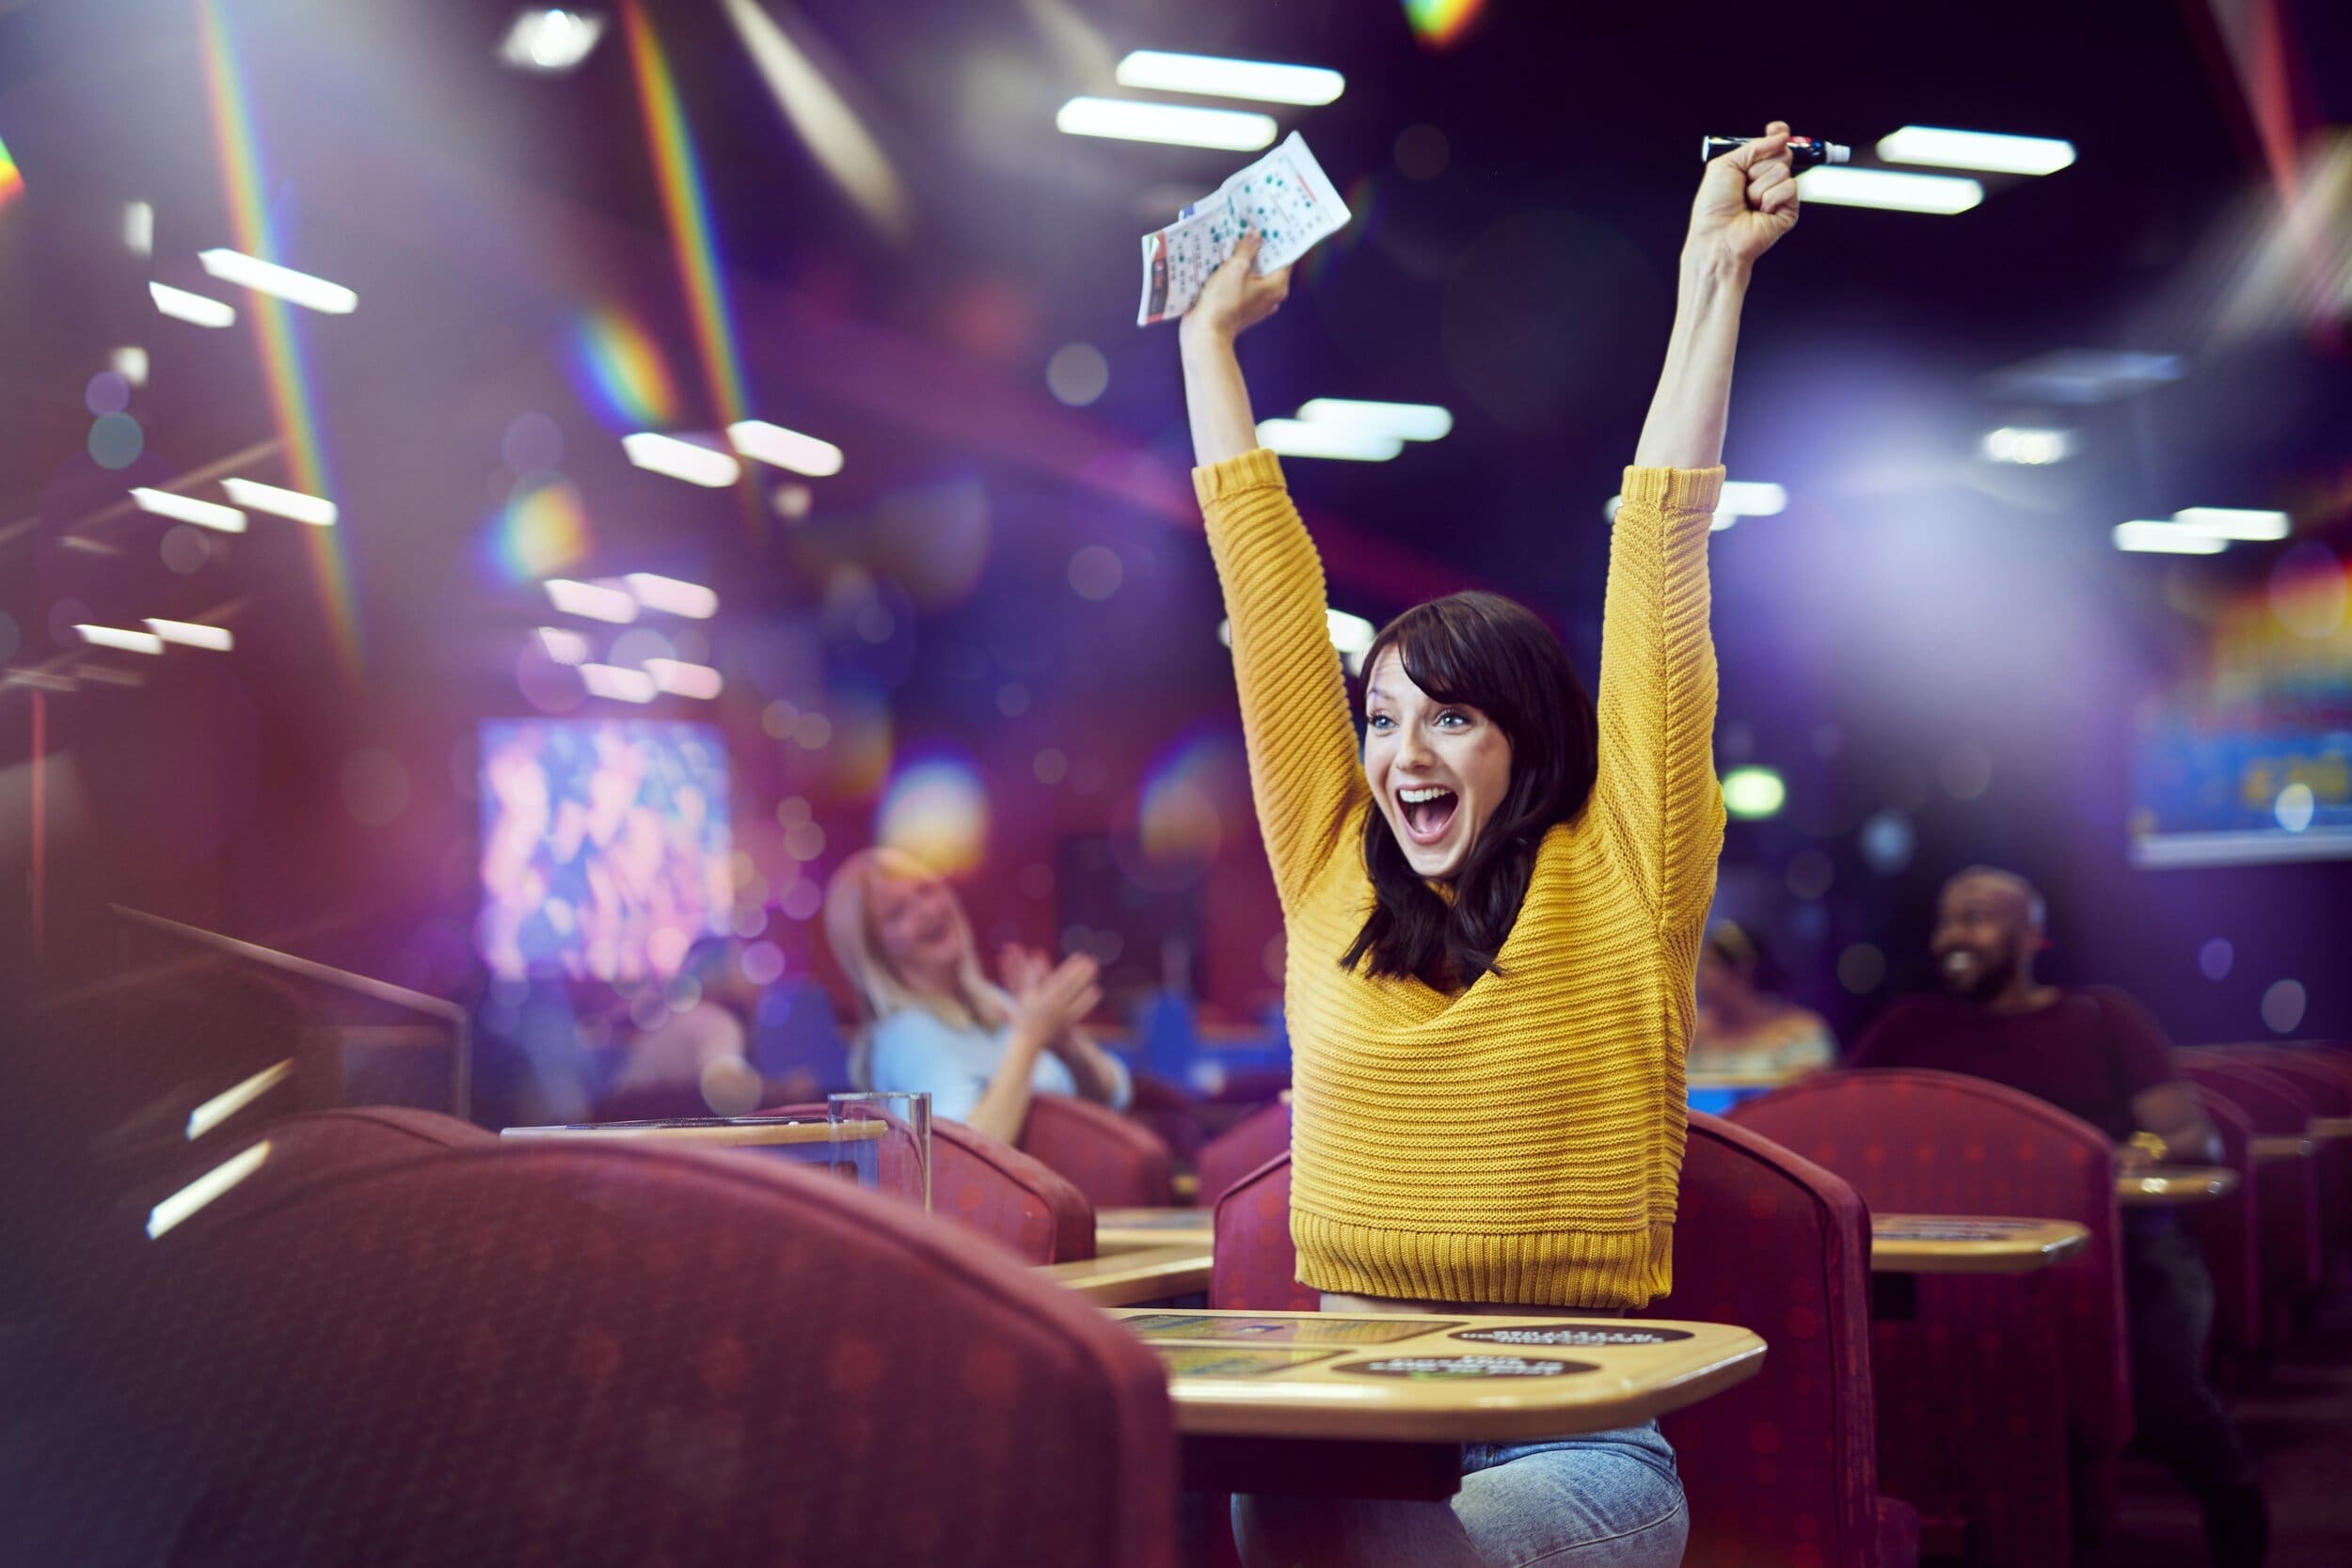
[1701, 135, 1849, 166]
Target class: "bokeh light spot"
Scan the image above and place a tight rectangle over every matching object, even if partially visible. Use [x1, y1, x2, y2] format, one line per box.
[2274, 783, 2315, 832]
[1859, 811, 1915, 876]
[739, 941, 786, 987]
[161, 524, 213, 574]
[2269, 543, 2345, 641]
[1939, 745, 1993, 800]
[1837, 943, 1887, 994]
[2198, 939, 2233, 981]
[88, 412, 143, 468]
[2261, 978, 2306, 1036]
[780, 879, 823, 921]
[1034, 748, 1070, 785]
[1721, 767, 1785, 819]
[1045, 342, 1110, 407]
[1068, 545, 1123, 601]
[85, 371, 131, 416]
[875, 755, 990, 876]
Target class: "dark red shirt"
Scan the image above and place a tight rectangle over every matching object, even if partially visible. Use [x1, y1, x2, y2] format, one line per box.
[1847, 985, 2181, 1143]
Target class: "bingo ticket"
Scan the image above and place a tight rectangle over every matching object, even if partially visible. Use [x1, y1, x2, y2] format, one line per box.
[1137, 133, 1351, 326]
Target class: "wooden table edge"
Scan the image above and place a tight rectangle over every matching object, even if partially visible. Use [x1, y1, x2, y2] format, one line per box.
[500, 1119, 886, 1146]
[1041, 1243, 1215, 1306]
[1158, 1337, 1767, 1442]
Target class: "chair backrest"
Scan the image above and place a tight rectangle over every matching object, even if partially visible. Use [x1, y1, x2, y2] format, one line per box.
[1020, 1092, 1175, 1210]
[9, 1144, 1177, 1568]
[2177, 1063, 2328, 1299]
[759, 1101, 1096, 1263]
[1730, 1069, 2130, 1471]
[1209, 1151, 1315, 1311]
[2175, 1058, 2318, 1135]
[2197, 1051, 2350, 1117]
[2181, 1089, 2263, 1358]
[1654, 1115, 1893, 1568]
[1198, 1100, 1292, 1211]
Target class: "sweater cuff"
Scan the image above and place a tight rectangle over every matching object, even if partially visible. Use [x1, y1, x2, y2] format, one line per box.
[1193, 447, 1288, 507]
[1619, 465, 1725, 516]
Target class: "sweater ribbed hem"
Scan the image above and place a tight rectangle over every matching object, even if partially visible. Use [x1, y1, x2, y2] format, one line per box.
[1293, 1210, 1677, 1309]
[1618, 463, 1724, 515]
[1194, 447, 1287, 506]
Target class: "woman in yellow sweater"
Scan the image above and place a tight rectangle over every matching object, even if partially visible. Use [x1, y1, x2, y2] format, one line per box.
[1184, 125, 1801, 1566]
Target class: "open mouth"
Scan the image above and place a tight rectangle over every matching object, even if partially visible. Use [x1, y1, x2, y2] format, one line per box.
[1396, 784, 1459, 846]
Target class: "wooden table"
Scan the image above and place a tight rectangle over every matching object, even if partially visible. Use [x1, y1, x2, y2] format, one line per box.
[2250, 1135, 2317, 1162]
[2312, 1116, 2352, 1140]
[2118, 1166, 2241, 1207]
[1111, 1307, 1765, 1497]
[1097, 1207, 1215, 1253]
[1870, 1214, 2089, 1275]
[501, 1116, 887, 1147]
[1042, 1243, 1214, 1307]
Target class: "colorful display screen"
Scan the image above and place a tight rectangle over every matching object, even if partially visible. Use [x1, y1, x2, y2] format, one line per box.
[477, 720, 731, 981]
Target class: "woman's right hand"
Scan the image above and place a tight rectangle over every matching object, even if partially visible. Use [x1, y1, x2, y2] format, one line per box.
[1180, 235, 1293, 351]
[1007, 948, 1103, 1040]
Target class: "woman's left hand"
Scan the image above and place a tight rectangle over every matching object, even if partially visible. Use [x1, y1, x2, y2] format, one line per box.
[1687, 119, 1800, 268]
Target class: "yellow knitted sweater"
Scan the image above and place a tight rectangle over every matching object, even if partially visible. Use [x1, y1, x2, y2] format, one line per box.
[1198, 449, 1726, 1307]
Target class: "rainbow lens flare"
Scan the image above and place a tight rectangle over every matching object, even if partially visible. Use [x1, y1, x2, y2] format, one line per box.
[619, 1, 748, 428]
[198, 0, 362, 673]
[1404, 0, 1486, 47]
[485, 476, 596, 582]
[568, 308, 684, 430]
[875, 754, 990, 876]
[0, 132, 24, 208]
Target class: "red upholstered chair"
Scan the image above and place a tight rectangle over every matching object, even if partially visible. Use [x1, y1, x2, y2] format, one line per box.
[1198, 1099, 1292, 1211]
[2175, 1062, 2325, 1335]
[2181, 1090, 2264, 1373]
[1731, 1069, 2126, 1568]
[2194, 1049, 2351, 1268]
[1126, 1070, 1211, 1171]
[758, 1100, 1095, 1263]
[1209, 1130, 1920, 1568]
[1208, 1150, 1316, 1312]
[1020, 1092, 1176, 1209]
[8, 1142, 1179, 1568]
[1655, 1115, 1919, 1568]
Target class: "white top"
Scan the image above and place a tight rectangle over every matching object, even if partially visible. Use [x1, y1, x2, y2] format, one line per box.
[868, 1007, 1133, 1126]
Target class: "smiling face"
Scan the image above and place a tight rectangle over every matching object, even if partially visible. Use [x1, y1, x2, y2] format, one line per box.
[1362, 646, 1515, 882]
[865, 869, 968, 996]
[1931, 871, 2040, 1002]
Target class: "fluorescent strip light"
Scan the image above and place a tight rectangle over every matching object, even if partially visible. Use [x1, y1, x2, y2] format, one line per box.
[77, 624, 167, 654]
[198, 248, 358, 314]
[625, 573, 720, 619]
[113, 346, 150, 386]
[1720, 482, 1788, 516]
[1255, 419, 1403, 462]
[1797, 166, 1983, 214]
[536, 626, 590, 664]
[580, 663, 658, 703]
[545, 578, 638, 623]
[623, 432, 740, 488]
[2114, 522, 2226, 555]
[131, 487, 246, 532]
[184, 1059, 292, 1139]
[1326, 609, 1376, 655]
[1982, 426, 2076, 465]
[2170, 507, 2290, 542]
[1876, 126, 2075, 176]
[150, 280, 236, 328]
[1055, 97, 1277, 151]
[1113, 50, 1343, 106]
[221, 476, 337, 526]
[499, 8, 607, 73]
[1295, 399, 1453, 442]
[645, 658, 724, 699]
[144, 618, 233, 652]
[124, 200, 154, 257]
[726, 420, 844, 477]
[147, 1140, 270, 1238]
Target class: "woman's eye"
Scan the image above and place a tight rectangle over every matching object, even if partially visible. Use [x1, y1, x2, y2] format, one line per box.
[1437, 712, 1467, 728]
[1366, 714, 1391, 730]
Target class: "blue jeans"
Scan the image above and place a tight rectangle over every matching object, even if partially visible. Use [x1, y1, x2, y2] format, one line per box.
[1235, 1421, 1688, 1568]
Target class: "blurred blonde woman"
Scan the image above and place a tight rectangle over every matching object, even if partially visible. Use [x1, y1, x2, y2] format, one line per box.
[822, 847, 1130, 1144]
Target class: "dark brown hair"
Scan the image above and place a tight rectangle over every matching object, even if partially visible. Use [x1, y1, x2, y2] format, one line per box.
[1342, 592, 1597, 988]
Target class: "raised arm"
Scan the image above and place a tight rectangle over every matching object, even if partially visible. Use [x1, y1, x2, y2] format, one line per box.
[1181, 240, 1369, 913]
[1595, 124, 1798, 926]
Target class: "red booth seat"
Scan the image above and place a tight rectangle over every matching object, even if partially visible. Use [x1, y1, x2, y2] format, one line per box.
[1198, 1099, 1292, 1211]
[1021, 1091, 1175, 1209]
[8, 1141, 1178, 1568]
